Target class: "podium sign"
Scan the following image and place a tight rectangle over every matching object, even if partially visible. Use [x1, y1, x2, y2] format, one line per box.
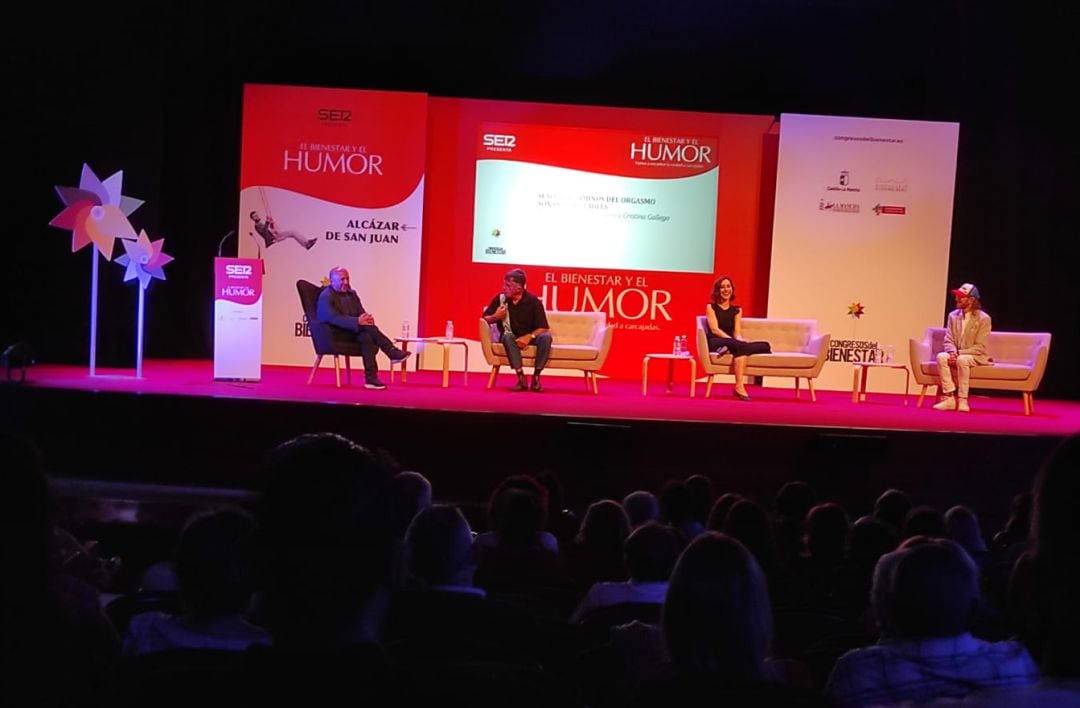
[213, 257, 263, 381]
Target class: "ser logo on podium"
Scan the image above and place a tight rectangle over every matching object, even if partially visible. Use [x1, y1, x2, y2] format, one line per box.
[225, 264, 254, 277]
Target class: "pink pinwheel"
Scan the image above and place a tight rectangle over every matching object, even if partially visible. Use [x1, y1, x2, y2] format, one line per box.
[116, 230, 174, 289]
[50, 164, 142, 260]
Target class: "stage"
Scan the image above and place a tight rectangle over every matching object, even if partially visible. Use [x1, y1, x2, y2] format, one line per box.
[4, 360, 1078, 526]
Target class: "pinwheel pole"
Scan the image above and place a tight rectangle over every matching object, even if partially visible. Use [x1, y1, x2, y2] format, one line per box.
[136, 281, 145, 378]
[49, 165, 143, 376]
[90, 244, 101, 375]
[116, 230, 174, 379]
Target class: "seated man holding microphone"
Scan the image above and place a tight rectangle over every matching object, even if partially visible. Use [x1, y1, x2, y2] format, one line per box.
[482, 268, 551, 392]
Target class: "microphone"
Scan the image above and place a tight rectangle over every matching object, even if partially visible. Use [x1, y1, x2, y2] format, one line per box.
[216, 230, 237, 258]
[499, 293, 512, 332]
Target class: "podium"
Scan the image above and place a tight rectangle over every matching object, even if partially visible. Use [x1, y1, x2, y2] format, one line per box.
[213, 257, 263, 381]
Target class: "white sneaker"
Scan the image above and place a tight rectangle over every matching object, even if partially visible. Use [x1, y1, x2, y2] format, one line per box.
[933, 397, 957, 411]
[957, 398, 971, 412]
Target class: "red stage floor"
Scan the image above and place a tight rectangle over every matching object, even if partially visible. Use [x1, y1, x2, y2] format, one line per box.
[21, 360, 1080, 438]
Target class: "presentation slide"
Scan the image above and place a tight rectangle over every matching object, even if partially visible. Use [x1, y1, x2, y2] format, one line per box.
[472, 122, 718, 273]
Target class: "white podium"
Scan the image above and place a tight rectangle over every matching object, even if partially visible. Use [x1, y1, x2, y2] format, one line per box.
[213, 257, 263, 381]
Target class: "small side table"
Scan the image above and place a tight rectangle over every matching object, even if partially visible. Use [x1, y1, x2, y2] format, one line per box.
[390, 337, 469, 388]
[642, 353, 697, 398]
[851, 362, 910, 405]
[390, 337, 428, 383]
[429, 338, 469, 388]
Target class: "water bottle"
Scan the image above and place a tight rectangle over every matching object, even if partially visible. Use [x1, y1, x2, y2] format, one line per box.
[680, 335, 688, 356]
[886, 344, 895, 363]
[445, 320, 454, 339]
[401, 321, 410, 339]
[672, 336, 681, 356]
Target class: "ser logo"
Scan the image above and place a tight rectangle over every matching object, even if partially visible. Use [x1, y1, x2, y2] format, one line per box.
[482, 134, 517, 149]
[225, 264, 253, 276]
[317, 108, 352, 122]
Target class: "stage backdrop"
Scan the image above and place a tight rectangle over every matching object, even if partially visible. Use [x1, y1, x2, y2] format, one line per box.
[421, 98, 776, 380]
[768, 113, 960, 393]
[238, 83, 427, 366]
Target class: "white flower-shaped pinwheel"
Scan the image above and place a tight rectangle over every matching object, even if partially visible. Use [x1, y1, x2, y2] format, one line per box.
[116, 230, 174, 289]
[49, 164, 143, 260]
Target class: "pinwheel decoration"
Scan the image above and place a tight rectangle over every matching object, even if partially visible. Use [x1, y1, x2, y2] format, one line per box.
[50, 164, 142, 259]
[115, 230, 173, 379]
[49, 164, 144, 376]
[116, 230, 173, 289]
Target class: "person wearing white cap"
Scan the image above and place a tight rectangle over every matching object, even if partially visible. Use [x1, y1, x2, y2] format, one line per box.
[933, 283, 992, 412]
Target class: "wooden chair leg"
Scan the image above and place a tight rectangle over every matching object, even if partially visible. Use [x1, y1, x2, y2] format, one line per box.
[487, 366, 500, 389]
[807, 378, 817, 402]
[794, 376, 801, 398]
[591, 372, 600, 395]
[705, 374, 714, 398]
[584, 370, 590, 391]
[333, 356, 342, 388]
[1023, 392, 1033, 416]
[917, 384, 929, 408]
[308, 355, 324, 384]
[344, 356, 352, 386]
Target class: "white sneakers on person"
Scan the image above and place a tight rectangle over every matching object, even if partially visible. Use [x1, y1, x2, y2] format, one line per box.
[957, 398, 971, 412]
[933, 397, 957, 411]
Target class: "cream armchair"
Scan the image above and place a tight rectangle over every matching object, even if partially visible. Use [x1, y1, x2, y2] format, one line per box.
[695, 316, 831, 400]
[909, 327, 1051, 415]
[479, 311, 614, 394]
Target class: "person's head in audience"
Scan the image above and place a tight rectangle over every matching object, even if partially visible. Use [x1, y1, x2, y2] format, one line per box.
[175, 507, 258, 620]
[660, 480, 694, 528]
[945, 505, 987, 557]
[846, 515, 898, 569]
[706, 492, 744, 532]
[1002, 492, 1033, 541]
[625, 522, 682, 583]
[623, 490, 660, 529]
[1030, 432, 1080, 677]
[722, 499, 779, 576]
[874, 488, 912, 533]
[775, 481, 816, 525]
[873, 538, 978, 639]
[663, 533, 772, 681]
[902, 505, 948, 539]
[405, 505, 474, 588]
[685, 474, 715, 524]
[576, 499, 630, 551]
[486, 475, 548, 548]
[534, 469, 567, 514]
[391, 470, 432, 540]
[805, 502, 851, 564]
[257, 432, 396, 648]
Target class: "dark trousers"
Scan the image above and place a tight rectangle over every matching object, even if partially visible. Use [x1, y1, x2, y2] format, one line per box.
[501, 331, 552, 372]
[706, 334, 771, 357]
[356, 325, 396, 378]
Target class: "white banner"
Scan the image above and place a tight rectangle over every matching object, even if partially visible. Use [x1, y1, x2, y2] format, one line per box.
[769, 113, 960, 393]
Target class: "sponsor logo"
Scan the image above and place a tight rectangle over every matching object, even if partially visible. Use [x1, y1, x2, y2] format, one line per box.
[482, 134, 517, 152]
[317, 108, 352, 122]
[819, 199, 860, 213]
[225, 264, 254, 277]
[875, 177, 909, 192]
[826, 169, 861, 193]
[828, 339, 882, 363]
[485, 246, 506, 255]
[220, 286, 255, 297]
[630, 139, 713, 166]
[873, 204, 906, 216]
